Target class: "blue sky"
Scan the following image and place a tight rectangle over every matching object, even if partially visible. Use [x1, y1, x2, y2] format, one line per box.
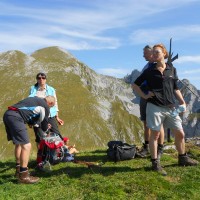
[0, 0, 200, 90]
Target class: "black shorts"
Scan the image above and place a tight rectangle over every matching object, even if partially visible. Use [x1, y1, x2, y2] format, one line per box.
[3, 110, 29, 144]
[140, 98, 147, 121]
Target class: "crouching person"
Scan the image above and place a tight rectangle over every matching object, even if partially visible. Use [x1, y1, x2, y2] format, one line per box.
[3, 96, 55, 184]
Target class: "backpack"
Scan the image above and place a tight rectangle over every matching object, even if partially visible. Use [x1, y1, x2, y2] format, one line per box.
[37, 133, 65, 165]
[107, 141, 136, 162]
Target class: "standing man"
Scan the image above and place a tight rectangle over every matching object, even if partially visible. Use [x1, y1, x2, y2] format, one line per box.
[29, 72, 64, 147]
[3, 96, 55, 184]
[136, 45, 164, 159]
[132, 44, 198, 175]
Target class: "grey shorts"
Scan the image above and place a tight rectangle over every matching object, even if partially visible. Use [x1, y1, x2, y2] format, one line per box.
[146, 102, 183, 131]
[140, 98, 147, 121]
[3, 110, 30, 144]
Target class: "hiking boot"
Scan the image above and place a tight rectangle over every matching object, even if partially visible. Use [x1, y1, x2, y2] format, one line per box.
[151, 159, 167, 176]
[157, 145, 164, 161]
[178, 154, 199, 166]
[18, 170, 40, 184]
[14, 165, 20, 178]
[15, 166, 35, 177]
[137, 143, 149, 158]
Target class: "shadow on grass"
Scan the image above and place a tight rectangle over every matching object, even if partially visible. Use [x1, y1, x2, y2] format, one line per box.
[0, 160, 18, 184]
[35, 164, 149, 180]
[0, 151, 183, 185]
[31, 155, 156, 179]
[73, 151, 108, 163]
[32, 156, 185, 180]
[0, 160, 15, 173]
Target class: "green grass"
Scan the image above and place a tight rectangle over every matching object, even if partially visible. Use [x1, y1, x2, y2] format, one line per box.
[1, 143, 200, 200]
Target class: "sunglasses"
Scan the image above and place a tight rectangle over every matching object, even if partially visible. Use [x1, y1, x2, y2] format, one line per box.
[153, 50, 162, 54]
[37, 76, 46, 80]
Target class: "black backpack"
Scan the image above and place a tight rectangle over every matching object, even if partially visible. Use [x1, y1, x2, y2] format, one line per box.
[107, 141, 136, 162]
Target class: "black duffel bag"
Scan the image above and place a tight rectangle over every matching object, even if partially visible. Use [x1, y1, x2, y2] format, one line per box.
[107, 141, 136, 162]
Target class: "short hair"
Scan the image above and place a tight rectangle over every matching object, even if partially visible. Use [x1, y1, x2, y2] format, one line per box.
[45, 96, 55, 106]
[143, 45, 153, 51]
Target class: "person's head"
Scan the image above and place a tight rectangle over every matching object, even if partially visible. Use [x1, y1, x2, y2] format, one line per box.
[153, 44, 169, 62]
[143, 45, 153, 62]
[63, 137, 69, 144]
[35, 72, 47, 87]
[45, 96, 55, 107]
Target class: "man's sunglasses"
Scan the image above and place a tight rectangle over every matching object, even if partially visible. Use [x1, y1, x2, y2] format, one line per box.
[37, 76, 46, 80]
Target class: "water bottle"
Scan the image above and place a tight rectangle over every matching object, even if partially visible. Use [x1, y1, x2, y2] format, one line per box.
[171, 105, 186, 117]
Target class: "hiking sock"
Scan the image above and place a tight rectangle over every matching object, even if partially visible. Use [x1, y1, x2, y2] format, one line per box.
[179, 153, 187, 157]
[16, 163, 20, 167]
[20, 167, 28, 172]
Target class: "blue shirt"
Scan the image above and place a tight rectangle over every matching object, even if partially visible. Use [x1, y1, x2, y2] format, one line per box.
[29, 84, 58, 117]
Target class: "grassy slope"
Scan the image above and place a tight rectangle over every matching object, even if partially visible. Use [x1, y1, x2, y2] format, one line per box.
[110, 100, 142, 144]
[0, 142, 200, 200]
[50, 71, 112, 149]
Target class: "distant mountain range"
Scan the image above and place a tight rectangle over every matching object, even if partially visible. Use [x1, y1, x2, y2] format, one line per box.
[0, 46, 199, 158]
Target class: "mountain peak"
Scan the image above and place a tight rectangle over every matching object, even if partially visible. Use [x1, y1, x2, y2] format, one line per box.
[30, 46, 75, 61]
[0, 50, 27, 58]
[0, 50, 30, 68]
[55, 46, 74, 58]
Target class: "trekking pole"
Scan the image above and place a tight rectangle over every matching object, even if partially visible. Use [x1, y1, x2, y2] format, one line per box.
[167, 38, 199, 98]
[178, 79, 199, 99]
